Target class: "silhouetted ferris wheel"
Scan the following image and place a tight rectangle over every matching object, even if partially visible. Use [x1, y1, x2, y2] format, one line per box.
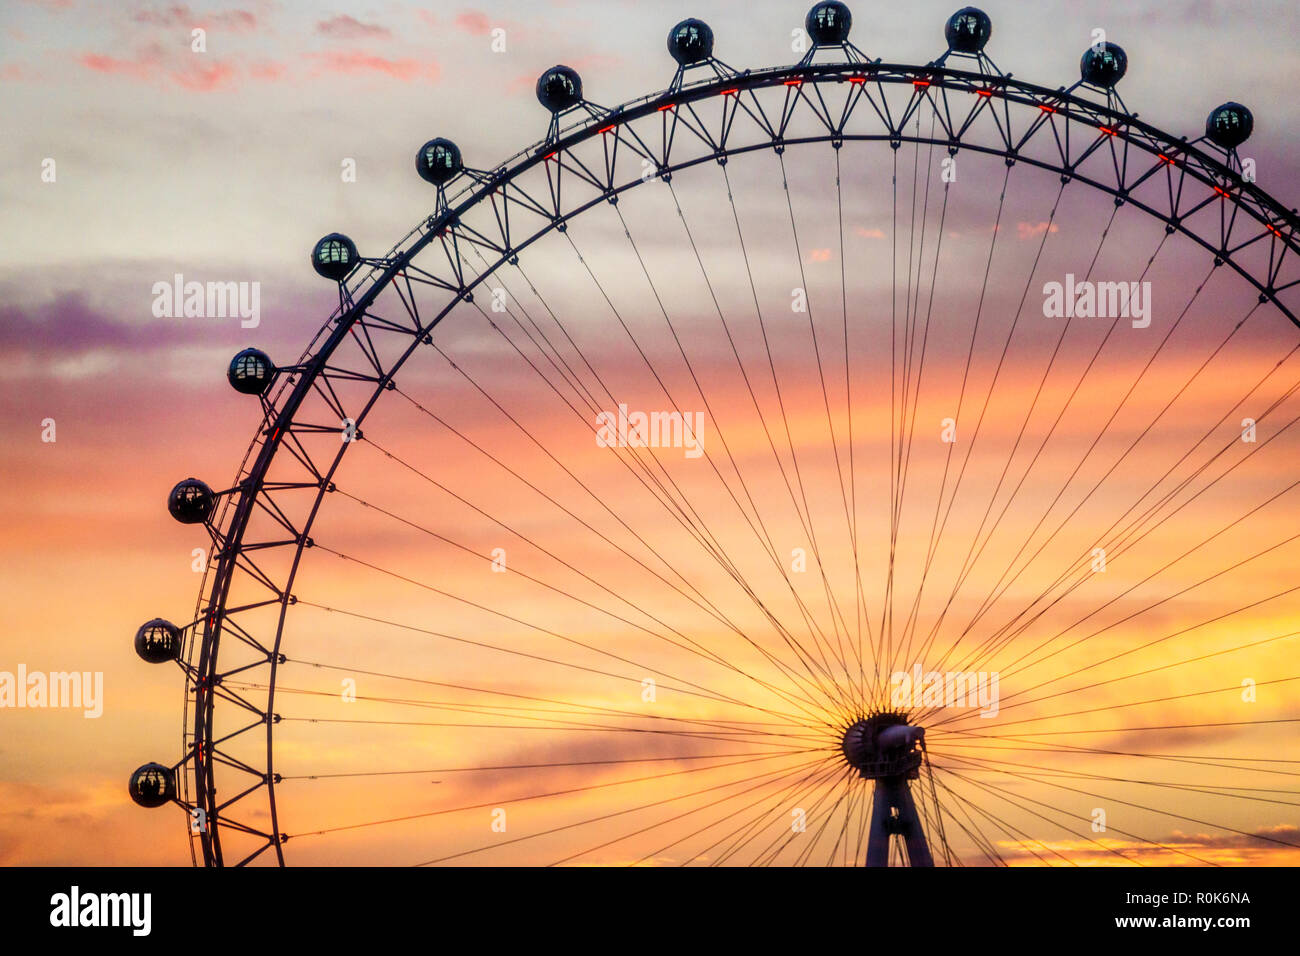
[131, 4, 1300, 866]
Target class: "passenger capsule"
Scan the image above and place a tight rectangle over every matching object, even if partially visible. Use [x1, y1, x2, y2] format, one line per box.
[168, 478, 214, 525]
[1080, 42, 1127, 88]
[128, 763, 176, 808]
[668, 18, 714, 65]
[1205, 102, 1253, 149]
[311, 233, 358, 282]
[227, 347, 274, 395]
[416, 137, 464, 186]
[536, 65, 583, 112]
[806, 2, 852, 45]
[134, 618, 182, 663]
[945, 7, 991, 53]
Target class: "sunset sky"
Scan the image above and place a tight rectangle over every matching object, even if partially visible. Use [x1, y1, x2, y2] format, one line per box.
[3, 0, 1300, 866]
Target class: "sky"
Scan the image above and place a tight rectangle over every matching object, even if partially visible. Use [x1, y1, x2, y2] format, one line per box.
[3, 0, 1300, 866]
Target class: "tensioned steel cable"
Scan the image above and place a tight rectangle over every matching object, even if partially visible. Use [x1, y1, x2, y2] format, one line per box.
[936, 765, 1138, 866]
[310, 544, 838, 727]
[930, 775, 1004, 865]
[930, 770, 1066, 865]
[932, 479, 1300, 718]
[928, 752, 1300, 808]
[609, 198, 865, 711]
[942, 751, 1300, 854]
[667, 170, 880, 713]
[264, 687, 826, 748]
[289, 600, 844, 730]
[555, 756, 839, 867]
[930, 628, 1300, 729]
[929, 729, 1300, 779]
[922, 267, 1244, 678]
[919, 226, 1174, 653]
[556, 226, 862, 712]
[717, 163, 860, 655]
[642, 759, 843, 866]
[890, 155, 955, 681]
[895, 175, 1063, 680]
[906, 194, 1123, 676]
[415, 752, 837, 866]
[750, 764, 852, 866]
[386, 386, 836, 715]
[291, 749, 829, 844]
[424, 301, 848, 715]
[332, 461, 834, 723]
[700, 761, 846, 866]
[884, 162, 1014, 685]
[949, 510, 1300, 710]
[938, 313, 1298, 685]
[834, 149, 872, 703]
[937, 674, 1300, 735]
[774, 152, 865, 704]
[279, 655, 830, 734]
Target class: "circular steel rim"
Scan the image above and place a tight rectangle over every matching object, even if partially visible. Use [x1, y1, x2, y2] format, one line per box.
[180, 57, 1300, 866]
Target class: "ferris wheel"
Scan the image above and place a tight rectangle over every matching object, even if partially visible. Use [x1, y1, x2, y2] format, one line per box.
[129, 3, 1300, 866]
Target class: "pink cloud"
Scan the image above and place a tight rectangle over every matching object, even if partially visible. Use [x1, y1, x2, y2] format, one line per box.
[132, 4, 191, 26]
[1, 63, 37, 81]
[172, 60, 237, 91]
[209, 10, 257, 31]
[1017, 220, 1062, 240]
[77, 45, 264, 92]
[79, 52, 152, 81]
[306, 51, 440, 83]
[808, 248, 833, 262]
[316, 14, 391, 40]
[132, 5, 257, 31]
[248, 60, 285, 81]
[454, 11, 492, 35]
[855, 227, 886, 239]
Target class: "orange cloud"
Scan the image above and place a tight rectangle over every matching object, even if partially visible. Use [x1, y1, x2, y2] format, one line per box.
[454, 11, 492, 35]
[1017, 220, 1062, 240]
[306, 51, 440, 83]
[77, 49, 238, 92]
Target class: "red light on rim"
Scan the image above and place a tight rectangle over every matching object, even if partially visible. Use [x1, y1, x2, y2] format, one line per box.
[719, 88, 739, 96]
[784, 79, 803, 87]
[657, 103, 676, 112]
[913, 79, 931, 89]
[1214, 186, 1231, 198]
[597, 124, 616, 134]
[1158, 153, 1175, 164]
[848, 76, 865, 84]
[975, 88, 994, 97]
[1039, 104, 1057, 114]
[1098, 126, 1117, 136]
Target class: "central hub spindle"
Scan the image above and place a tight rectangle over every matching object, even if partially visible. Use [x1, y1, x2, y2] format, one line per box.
[840, 712, 934, 866]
